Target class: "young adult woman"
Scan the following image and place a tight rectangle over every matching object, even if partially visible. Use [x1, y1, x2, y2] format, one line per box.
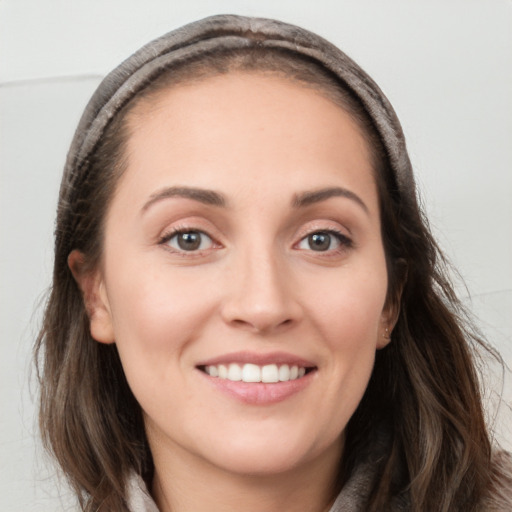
[36, 14, 512, 512]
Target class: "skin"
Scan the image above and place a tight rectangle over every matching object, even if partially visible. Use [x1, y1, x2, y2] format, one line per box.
[70, 72, 397, 512]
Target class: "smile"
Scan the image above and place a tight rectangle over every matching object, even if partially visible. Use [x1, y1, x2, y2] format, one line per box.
[202, 363, 309, 383]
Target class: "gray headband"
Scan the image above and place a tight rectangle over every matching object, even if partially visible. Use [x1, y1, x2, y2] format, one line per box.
[63, 14, 415, 206]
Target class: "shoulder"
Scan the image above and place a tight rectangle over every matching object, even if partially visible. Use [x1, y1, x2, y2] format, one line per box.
[480, 450, 512, 511]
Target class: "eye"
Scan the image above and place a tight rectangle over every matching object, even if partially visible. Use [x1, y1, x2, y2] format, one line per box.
[164, 230, 214, 252]
[297, 230, 351, 252]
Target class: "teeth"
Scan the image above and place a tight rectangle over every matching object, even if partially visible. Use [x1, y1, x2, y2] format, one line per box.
[227, 363, 242, 381]
[218, 364, 228, 379]
[278, 365, 290, 381]
[204, 363, 309, 383]
[261, 364, 279, 383]
[242, 363, 261, 383]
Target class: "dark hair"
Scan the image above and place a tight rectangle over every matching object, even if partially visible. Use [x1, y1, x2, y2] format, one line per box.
[36, 45, 504, 511]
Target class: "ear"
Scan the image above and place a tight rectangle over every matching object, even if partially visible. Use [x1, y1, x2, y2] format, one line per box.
[377, 302, 400, 349]
[68, 250, 115, 344]
[377, 259, 407, 349]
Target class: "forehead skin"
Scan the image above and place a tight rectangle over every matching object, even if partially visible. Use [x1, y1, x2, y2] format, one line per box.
[120, 71, 379, 222]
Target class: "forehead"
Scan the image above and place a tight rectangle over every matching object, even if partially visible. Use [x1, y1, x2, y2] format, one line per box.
[118, 71, 378, 214]
[126, 70, 372, 159]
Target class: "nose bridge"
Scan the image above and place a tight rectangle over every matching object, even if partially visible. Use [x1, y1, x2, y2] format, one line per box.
[244, 242, 283, 300]
[222, 237, 300, 333]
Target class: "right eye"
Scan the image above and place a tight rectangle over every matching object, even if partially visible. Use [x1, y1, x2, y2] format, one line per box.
[296, 230, 352, 253]
[163, 230, 214, 252]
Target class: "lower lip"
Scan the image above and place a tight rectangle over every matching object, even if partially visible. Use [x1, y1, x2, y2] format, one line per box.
[198, 370, 315, 405]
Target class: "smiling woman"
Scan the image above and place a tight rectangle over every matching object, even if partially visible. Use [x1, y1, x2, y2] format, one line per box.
[35, 14, 511, 512]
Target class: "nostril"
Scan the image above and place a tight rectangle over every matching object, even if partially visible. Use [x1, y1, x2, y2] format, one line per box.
[220, 282, 302, 333]
[228, 316, 296, 334]
[231, 319, 251, 328]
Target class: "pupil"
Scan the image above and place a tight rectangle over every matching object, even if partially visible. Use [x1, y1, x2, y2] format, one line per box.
[178, 232, 201, 250]
[309, 233, 330, 251]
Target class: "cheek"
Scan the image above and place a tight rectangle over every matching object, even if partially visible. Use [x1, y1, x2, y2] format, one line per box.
[305, 261, 388, 345]
[312, 267, 386, 421]
[103, 255, 217, 387]
[301, 256, 387, 391]
[320, 285, 383, 382]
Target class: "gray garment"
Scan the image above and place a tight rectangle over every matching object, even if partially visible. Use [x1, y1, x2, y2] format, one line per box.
[124, 464, 388, 512]
[125, 449, 512, 511]
[124, 472, 383, 512]
[126, 475, 158, 512]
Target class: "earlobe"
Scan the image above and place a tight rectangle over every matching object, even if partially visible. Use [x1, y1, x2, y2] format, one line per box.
[377, 260, 407, 349]
[68, 250, 115, 344]
[377, 324, 393, 350]
[377, 299, 401, 349]
[377, 296, 403, 349]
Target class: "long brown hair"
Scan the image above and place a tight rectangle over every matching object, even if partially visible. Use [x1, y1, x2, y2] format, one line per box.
[36, 45, 503, 511]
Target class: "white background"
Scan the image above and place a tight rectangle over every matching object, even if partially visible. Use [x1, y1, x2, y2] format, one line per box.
[1, 1, 511, 510]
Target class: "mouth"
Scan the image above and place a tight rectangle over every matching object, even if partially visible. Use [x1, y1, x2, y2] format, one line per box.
[197, 363, 316, 383]
[195, 352, 317, 404]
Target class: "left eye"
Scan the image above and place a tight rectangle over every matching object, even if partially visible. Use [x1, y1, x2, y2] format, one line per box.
[297, 231, 345, 252]
[165, 230, 214, 252]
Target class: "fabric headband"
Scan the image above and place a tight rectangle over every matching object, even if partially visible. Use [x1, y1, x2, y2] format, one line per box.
[62, 14, 416, 209]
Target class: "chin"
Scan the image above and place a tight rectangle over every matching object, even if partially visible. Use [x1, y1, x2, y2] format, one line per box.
[212, 447, 308, 476]
[202, 428, 337, 477]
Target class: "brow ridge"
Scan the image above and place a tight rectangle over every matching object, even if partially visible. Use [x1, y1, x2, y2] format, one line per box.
[142, 186, 226, 213]
[292, 187, 369, 213]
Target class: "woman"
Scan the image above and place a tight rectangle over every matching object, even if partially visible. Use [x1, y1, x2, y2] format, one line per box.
[35, 14, 511, 512]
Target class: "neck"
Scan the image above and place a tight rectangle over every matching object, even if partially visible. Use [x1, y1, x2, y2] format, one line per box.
[149, 432, 343, 512]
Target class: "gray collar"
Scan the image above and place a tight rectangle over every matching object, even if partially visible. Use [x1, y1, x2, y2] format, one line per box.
[124, 470, 380, 512]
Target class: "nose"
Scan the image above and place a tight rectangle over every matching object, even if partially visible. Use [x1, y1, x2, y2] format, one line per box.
[220, 247, 302, 334]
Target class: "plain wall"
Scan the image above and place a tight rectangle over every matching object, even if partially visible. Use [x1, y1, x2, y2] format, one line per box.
[1, 1, 511, 510]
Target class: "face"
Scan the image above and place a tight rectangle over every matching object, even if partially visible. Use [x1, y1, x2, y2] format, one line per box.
[78, 72, 394, 478]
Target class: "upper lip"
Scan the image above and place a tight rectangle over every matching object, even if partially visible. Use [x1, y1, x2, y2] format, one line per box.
[196, 351, 316, 368]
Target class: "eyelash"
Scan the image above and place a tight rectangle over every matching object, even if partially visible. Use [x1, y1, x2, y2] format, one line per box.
[158, 227, 353, 255]
[158, 227, 218, 255]
[295, 229, 353, 254]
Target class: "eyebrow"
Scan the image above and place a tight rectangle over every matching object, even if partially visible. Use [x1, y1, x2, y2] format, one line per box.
[292, 187, 370, 214]
[141, 186, 227, 213]
[292, 187, 369, 214]
[141, 185, 368, 215]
